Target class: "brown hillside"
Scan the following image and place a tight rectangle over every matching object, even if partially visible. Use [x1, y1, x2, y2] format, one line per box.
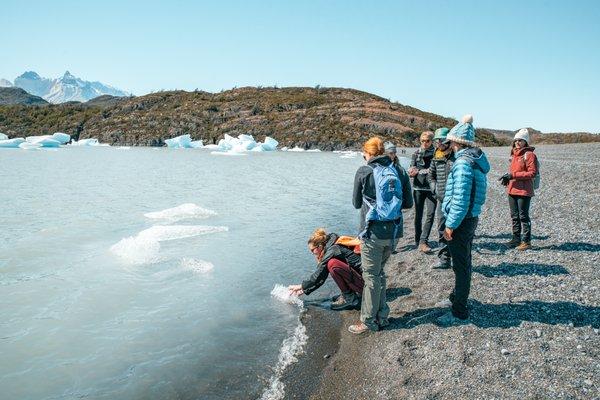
[0, 87, 502, 149]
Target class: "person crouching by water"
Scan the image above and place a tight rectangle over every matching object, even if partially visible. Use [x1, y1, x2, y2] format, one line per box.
[348, 137, 413, 334]
[408, 131, 437, 253]
[499, 128, 538, 251]
[288, 228, 363, 311]
[436, 115, 490, 325]
[428, 127, 455, 269]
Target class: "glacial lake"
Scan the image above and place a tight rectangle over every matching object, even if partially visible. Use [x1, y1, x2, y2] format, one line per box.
[0, 146, 395, 399]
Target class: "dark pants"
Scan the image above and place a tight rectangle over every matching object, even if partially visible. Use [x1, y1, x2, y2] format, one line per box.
[447, 216, 478, 319]
[508, 195, 532, 243]
[413, 190, 437, 244]
[326, 258, 364, 295]
[435, 201, 450, 265]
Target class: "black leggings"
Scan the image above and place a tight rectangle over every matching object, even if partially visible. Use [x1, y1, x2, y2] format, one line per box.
[508, 195, 532, 242]
[413, 190, 437, 244]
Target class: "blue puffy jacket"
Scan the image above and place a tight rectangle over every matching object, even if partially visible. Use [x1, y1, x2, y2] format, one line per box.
[442, 147, 490, 229]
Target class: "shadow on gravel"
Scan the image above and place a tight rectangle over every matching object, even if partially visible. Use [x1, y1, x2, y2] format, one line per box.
[473, 241, 509, 254]
[386, 287, 412, 302]
[477, 233, 550, 240]
[386, 300, 600, 330]
[474, 262, 569, 277]
[531, 242, 600, 252]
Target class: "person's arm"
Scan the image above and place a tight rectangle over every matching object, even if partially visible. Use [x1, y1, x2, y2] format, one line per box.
[428, 161, 437, 193]
[444, 161, 473, 230]
[513, 152, 537, 180]
[352, 167, 366, 209]
[398, 166, 414, 209]
[300, 260, 329, 295]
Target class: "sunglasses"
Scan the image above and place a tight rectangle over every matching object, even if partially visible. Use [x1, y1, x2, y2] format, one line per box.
[309, 246, 321, 255]
[420, 139, 432, 143]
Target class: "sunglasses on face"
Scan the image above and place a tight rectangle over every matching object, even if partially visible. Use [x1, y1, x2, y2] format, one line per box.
[421, 139, 432, 143]
[309, 246, 320, 254]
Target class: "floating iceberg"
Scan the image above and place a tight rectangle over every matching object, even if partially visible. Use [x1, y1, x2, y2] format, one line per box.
[70, 138, 100, 146]
[51, 132, 71, 144]
[144, 203, 217, 222]
[25, 135, 61, 147]
[19, 142, 42, 150]
[0, 138, 25, 148]
[0, 133, 7, 140]
[190, 140, 204, 148]
[287, 147, 306, 152]
[165, 134, 192, 148]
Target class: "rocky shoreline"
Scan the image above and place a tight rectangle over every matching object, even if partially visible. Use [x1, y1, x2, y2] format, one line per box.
[290, 143, 599, 400]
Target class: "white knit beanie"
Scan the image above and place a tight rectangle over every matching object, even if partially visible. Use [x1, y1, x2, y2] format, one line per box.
[514, 128, 530, 144]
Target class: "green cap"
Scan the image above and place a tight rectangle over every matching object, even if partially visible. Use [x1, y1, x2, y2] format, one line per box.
[433, 127, 450, 140]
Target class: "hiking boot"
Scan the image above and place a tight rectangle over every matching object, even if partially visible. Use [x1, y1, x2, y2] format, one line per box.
[505, 236, 521, 248]
[434, 299, 452, 308]
[516, 242, 531, 251]
[432, 260, 451, 269]
[348, 321, 375, 334]
[436, 311, 469, 326]
[378, 319, 390, 329]
[331, 292, 361, 311]
[418, 243, 432, 253]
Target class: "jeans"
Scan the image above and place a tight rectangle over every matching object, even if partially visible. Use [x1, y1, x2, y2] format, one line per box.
[326, 258, 364, 295]
[359, 237, 397, 330]
[435, 201, 450, 265]
[447, 217, 478, 319]
[413, 190, 437, 244]
[508, 195, 532, 243]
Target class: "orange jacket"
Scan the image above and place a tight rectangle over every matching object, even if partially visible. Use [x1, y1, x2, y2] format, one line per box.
[507, 147, 538, 197]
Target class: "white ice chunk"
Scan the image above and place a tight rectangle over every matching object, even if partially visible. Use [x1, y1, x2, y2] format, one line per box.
[190, 140, 204, 148]
[165, 134, 192, 148]
[0, 133, 7, 140]
[0, 138, 25, 148]
[19, 142, 42, 150]
[306, 149, 321, 152]
[144, 203, 217, 222]
[25, 135, 61, 147]
[270, 284, 303, 307]
[237, 134, 255, 142]
[71, 138, 100, 146]
[262, 136, 279, 151]
[287, 146, 305, 152]
[51, 132, 71, 144]
[203, 144, 220, 150]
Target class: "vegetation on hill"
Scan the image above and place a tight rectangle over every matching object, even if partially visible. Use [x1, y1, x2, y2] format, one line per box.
[0, 87, 49, 106]
[0, 87, 596, 148]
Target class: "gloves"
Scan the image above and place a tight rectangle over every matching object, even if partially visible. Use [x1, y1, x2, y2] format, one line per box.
[498, 173, 512, 186]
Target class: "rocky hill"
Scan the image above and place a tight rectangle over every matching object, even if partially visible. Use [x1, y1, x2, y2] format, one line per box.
[0, 87, 504, 148]
[487, 127, 600, 145]
[0, 87, 49, 106]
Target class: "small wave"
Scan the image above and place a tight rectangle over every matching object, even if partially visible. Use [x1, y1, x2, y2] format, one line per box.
[144, 203, 217, 222]
[180, 258, 214, 274]
[110, 225, 228, 265]
[261, 285, 308, 400]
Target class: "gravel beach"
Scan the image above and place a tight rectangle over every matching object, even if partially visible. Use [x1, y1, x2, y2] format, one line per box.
[301, 143, 600, 400]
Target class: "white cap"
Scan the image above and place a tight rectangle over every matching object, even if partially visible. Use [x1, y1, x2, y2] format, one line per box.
[514, 128, 530, 144]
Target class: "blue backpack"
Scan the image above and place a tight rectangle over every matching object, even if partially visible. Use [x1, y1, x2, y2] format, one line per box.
[364, 163, 403, 223]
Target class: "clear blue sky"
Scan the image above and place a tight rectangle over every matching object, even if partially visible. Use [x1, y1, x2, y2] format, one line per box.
[3, 0, 599, 132]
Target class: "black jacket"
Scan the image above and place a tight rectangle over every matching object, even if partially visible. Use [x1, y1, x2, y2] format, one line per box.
[301, 233, 362, 295]
[352, 155, 413, 239]
[410, 146, 435, 191]
[428, 151, 455, 201]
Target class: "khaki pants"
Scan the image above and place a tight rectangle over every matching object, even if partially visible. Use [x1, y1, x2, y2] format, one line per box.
[360, 237, 397, 330]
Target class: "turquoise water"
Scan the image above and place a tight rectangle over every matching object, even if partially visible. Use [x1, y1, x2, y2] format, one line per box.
[0, 147, 374, 399]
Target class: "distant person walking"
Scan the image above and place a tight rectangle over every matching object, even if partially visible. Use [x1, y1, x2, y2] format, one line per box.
[428, 127, 455, 269]
[499, 128, 539, 250]
[349, 137, 412, 334]
[436, 115, 490, 325]
[409, 131, 436, 253]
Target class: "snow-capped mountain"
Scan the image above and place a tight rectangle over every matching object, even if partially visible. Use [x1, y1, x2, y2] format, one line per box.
[0, 78, 13, 87]
[11, 71, 130, 103]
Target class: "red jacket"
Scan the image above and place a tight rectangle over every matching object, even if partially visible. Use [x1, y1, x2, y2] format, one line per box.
[507, 146, 538, 197]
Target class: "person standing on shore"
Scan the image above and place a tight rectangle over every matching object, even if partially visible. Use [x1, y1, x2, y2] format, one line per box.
[288, 228, 364, 311]
[499, 128, 539, 250]
[408, 131, 436, 253]
[428, 127, 455, 269]
[435, 115, 490, 325]
[349, 137, 412, 334]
